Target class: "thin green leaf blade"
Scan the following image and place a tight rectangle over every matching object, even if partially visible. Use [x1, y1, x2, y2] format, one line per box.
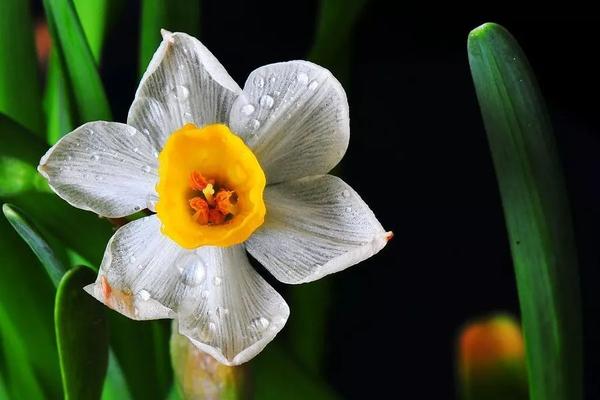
[0, 304, 47, 400]
[73, 0, 110, 62]
[468, 22, 582, 400]
[55, 266, 109, 400]
[139, 0, 201, 77]
[2, 203, 68, 286]
[43, 0, 112, 123]
[101, 351, 133, 400]
[0, 0, 44, 135]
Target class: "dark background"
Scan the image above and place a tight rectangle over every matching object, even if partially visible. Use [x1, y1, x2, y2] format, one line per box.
[36, 1, 600, 398]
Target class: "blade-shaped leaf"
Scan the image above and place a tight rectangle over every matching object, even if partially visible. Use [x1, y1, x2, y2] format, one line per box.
[253, 343, 339, 400]
[139, 0, 201, 77]
[468, 22, 582, 400]
[101, 351, 133, 400]
[55, 266, 109, 400]
[0, 304, 47, 400]
[73, 0, 111, 62]
[42, 0, 112, 123]
[44, 50, 76, 144]
[2, 203, 68, 286]
[0, 0, 44, 135]
[286, 0, 368, 375]
[0, 216, 60, 397]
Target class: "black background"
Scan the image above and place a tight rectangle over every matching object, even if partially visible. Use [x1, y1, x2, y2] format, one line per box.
[38, 1, 600, 398]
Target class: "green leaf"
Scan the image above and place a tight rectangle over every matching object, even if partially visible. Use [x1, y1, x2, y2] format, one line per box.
[0, 0, 44, 136]
[253, 343, 339, 400]
[45, 0, 113, 143]
[101, 351, 133, 400]
[0, 216, 60, 397]
[42, 0, 112, 123]
[55, 266, 109, 400]
[2, 203, 68, 286]
[468, 23, 582, 400]
[44, 50, 76, 144]
[139, 0, 201, 77]
[0, 304, 47, 400]
[286, 0, 368, 375]
[308, 0, 368, 82]
[73, 0, 111, 62]
[110, 316, 172, 400]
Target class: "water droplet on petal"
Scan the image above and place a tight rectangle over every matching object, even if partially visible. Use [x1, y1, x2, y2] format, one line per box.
[273, 90, 281, 96]
[296, 72, 309, 85]
[308, 80, 319, 90]
[153, 151, 159, 158]
[250, 317, 270, 332]
[138, 289, 151, 301]
[259, 94, 274, 109]
[247, 119, 260, 131]
[178, 255, 206, 287]
[213, 276, 222, 287]
[345, 206, 352, 213]
[341, 189, 350, 198]
[142, 165, 151, 173]
[67, 155, 72, 161]
[208, 322, 217, 332]
[241, 104, 255, 116]
[88, 128, 95, 135]
[216, 306, 229, 319]
[133, 147, 139, 153]
[91, 154, 100, 161]
[253, 75, 265, 88]
[269, 75, 276, 83]
[129, 256, 136, 264]
[173, 85, 190, 100]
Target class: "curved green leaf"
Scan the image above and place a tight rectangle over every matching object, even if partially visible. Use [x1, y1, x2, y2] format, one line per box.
[139, 0, 201, 77]
[0, 0, 44, 135]
[42, 0, 112, 123]
[468, 22, 582, 400]
[2, 203, 67, 286]
[55, 266, 109, 400]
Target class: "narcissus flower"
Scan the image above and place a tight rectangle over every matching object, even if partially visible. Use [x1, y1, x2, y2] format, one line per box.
[38, 30, 391, 365]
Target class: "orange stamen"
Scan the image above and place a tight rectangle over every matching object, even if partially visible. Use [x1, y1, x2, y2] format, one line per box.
[215, 190, 237, 215]
[189, 197, 209, 224]
[208, 209, 226, 225]
[189, 171, 213, 191]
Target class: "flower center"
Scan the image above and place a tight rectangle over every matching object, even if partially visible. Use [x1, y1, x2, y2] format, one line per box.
[156, 123, 266, 249]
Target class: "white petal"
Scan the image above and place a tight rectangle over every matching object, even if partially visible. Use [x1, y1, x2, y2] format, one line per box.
[128, 31, 242, 150]
[246, 175, 391, 284]
[229, 61, 349, 184]
[38, 122, 158, 218]
[85, 215, 289, 366]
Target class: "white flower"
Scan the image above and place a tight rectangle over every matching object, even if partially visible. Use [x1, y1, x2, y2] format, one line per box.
[38, 30, 391, 366]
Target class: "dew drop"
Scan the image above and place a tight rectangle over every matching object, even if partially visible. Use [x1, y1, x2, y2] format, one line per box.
[250, 317, 270, 332]
[134, 206, 141, 211]
[215, 306, 229, 319]
[142, 165, 151, 173]
[91, 154, 100, 161]
[88, 128, 95, 136]
[67, 155, 72, 161]
[137, 264, 144, 270]
[208, 322, 217, 332]
[129, 256, 136, 264]
[241, 104, 255, 116]
[213, 276, 222, 287]
[259, 94, 274, 109]
[269, 75, 276, 83]
[308, 80, 319, 90]
[253, 75, 265, 88]
[273, 90, 281, 96]
[178, 256, 206, 287]
[247, 119, 260, 131]
[345, 206, 352, 213]
[138, 289, 151, 301]
[133, 147, 139, 153]
[296, 72, 309, 85]
[341, 189, 350, 198]
[173, 84, 190, 100]
[153, 151, 159, 158]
